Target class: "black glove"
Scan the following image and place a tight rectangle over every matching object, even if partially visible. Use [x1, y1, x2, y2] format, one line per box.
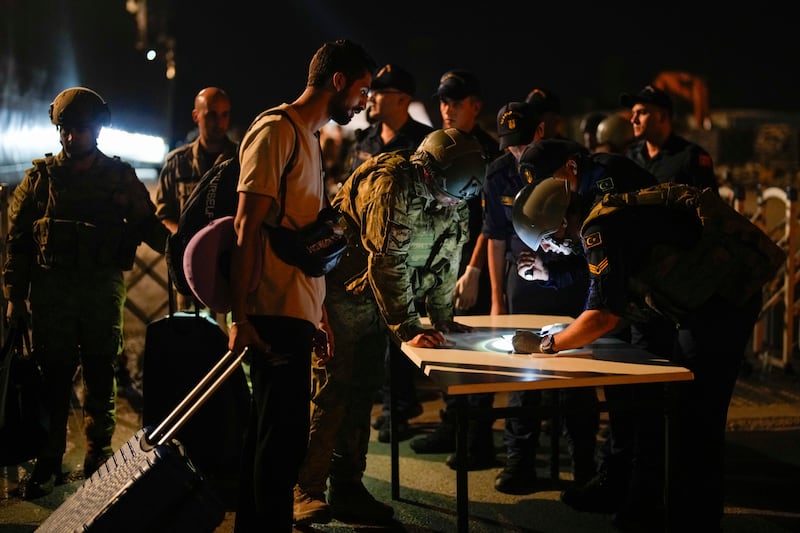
[511, 329, 543, 354]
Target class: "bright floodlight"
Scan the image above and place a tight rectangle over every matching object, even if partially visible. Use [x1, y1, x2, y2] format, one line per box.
[98, 128, 167, 165]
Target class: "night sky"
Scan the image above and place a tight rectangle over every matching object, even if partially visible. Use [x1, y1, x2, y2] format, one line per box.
[3, 1, 798, 148]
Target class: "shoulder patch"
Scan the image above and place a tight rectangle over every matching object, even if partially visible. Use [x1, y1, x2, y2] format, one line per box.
[597, 177, 615, 192]
[584, 231, 602, 248]
[698, 154, 713, 167]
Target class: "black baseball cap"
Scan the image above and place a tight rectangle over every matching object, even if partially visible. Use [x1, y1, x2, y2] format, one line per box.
[371, 64, 416, 96]
[619, 85, 673, 113]
[525, 87, 562, 114]
[497, 102, 540, 150]
[433, 69, 481, 100]
[519, 139, 589, 183]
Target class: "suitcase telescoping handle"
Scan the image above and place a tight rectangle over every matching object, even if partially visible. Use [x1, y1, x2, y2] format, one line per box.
[143, 347, 249, 449]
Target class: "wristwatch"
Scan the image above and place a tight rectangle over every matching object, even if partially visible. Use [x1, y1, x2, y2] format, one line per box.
[539, 334, 557, 354]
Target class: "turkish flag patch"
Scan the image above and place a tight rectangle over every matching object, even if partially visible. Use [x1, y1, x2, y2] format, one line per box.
[584, 231, 602, 248]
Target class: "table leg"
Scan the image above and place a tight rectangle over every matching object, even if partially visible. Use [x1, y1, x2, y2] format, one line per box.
[455, 406, 469, 533]
[390, 344, 400, 500]
[550, 410, 561, 481]
[663, 383, 674, 529]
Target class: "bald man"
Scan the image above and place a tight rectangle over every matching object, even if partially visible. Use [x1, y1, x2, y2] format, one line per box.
[156, 87, 238, 234]
[155, 87, 238, 316]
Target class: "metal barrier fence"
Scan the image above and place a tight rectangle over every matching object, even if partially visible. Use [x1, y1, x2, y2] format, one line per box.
[747, 186, 797, 372]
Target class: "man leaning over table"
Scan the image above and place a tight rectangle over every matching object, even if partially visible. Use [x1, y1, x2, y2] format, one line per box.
[510, 147, 783, 533]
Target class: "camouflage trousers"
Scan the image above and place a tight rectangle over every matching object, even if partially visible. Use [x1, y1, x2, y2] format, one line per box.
[29, 266, 125, 467]
[297, 283, 388, 493]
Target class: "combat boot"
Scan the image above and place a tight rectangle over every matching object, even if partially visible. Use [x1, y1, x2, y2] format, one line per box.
[571, 453, 598, 487]
[328, 481, 393, 524]
[83, 451, 112, 478]
[409, 409, 455, 454]
[445, 421, 497, 471]
[559, 461, 630, 514]
[374, 402, 423, 443]
[494, 454, 545, 495]
[18, 457, 59, 500]
[293, 485, 331, 525]
[612, 461, 665, 532]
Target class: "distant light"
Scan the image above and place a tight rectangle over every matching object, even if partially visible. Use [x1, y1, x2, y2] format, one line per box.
[166, 65, 176, 80]
[146, 49, 157, 61]
[98, 128, 167, 165]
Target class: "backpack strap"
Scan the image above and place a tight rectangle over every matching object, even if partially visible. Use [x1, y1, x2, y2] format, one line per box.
[238, 107, 301, 225]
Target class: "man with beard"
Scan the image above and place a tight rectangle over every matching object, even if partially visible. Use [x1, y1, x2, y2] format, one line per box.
[227, 39, 376, 532]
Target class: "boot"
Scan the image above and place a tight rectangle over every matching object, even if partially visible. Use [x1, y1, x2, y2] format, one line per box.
[445, 421, 497, 471]
[373, 402, 423, 443]
[83, 451, 112, 478]
[409, 409, 455, 454]
[293, 485, 331, 525]
[328, 481, 393, 524]
[18, 457, 60, 500]
[572, 453, 598, 486]
[494, 454, 544, 495]
[612, 461, 665, 532]
[559, 461, 630, 514]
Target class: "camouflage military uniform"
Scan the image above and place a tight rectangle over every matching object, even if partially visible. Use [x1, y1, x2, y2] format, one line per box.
[154, 135, 238, 224]
[296, 151, 469, 493]
[3, 150, 167, 478]
[155, 136, 238, 313]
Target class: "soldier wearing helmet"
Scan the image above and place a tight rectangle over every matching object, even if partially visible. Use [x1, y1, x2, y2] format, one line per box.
[4, 87, 168, 499]
[293, 127, 486, 526]
[579, 111, 608, 152]
[49, 87, 111, 126]
[512, 138, 748, 529]
[510, 149, 777, 531]
[594, 114, 635, 154]
[347, 63, 435, 447]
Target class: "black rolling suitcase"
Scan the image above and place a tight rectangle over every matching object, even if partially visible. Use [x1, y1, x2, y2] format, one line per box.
[141, 311, 249, 506]
[36, 348, 250, 533]
[141, 287, 250, 507]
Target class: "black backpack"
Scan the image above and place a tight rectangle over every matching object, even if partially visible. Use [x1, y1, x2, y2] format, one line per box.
[165, 108, 297, 295]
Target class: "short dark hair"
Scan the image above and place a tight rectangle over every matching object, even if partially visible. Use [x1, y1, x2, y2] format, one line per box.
[307, 39, 377, 89]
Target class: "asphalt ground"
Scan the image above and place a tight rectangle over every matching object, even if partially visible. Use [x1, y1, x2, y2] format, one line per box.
[1, 362, 799, 533]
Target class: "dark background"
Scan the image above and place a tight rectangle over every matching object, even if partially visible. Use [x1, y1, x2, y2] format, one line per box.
[2, 1, 798, 148]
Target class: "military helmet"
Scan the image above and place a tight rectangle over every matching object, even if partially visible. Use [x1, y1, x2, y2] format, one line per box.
[579, 112, 607, 135]
[49, 87, 111, 128]
[512, 177, 571, 251]
[596, 114, 635, 152]
[411, 128, 486, 203]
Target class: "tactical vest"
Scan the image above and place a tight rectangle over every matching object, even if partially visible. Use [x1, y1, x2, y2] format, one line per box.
[30, 154, 141, 270]
[330, 151, 464, 296]
[582, 183, 786, 321]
